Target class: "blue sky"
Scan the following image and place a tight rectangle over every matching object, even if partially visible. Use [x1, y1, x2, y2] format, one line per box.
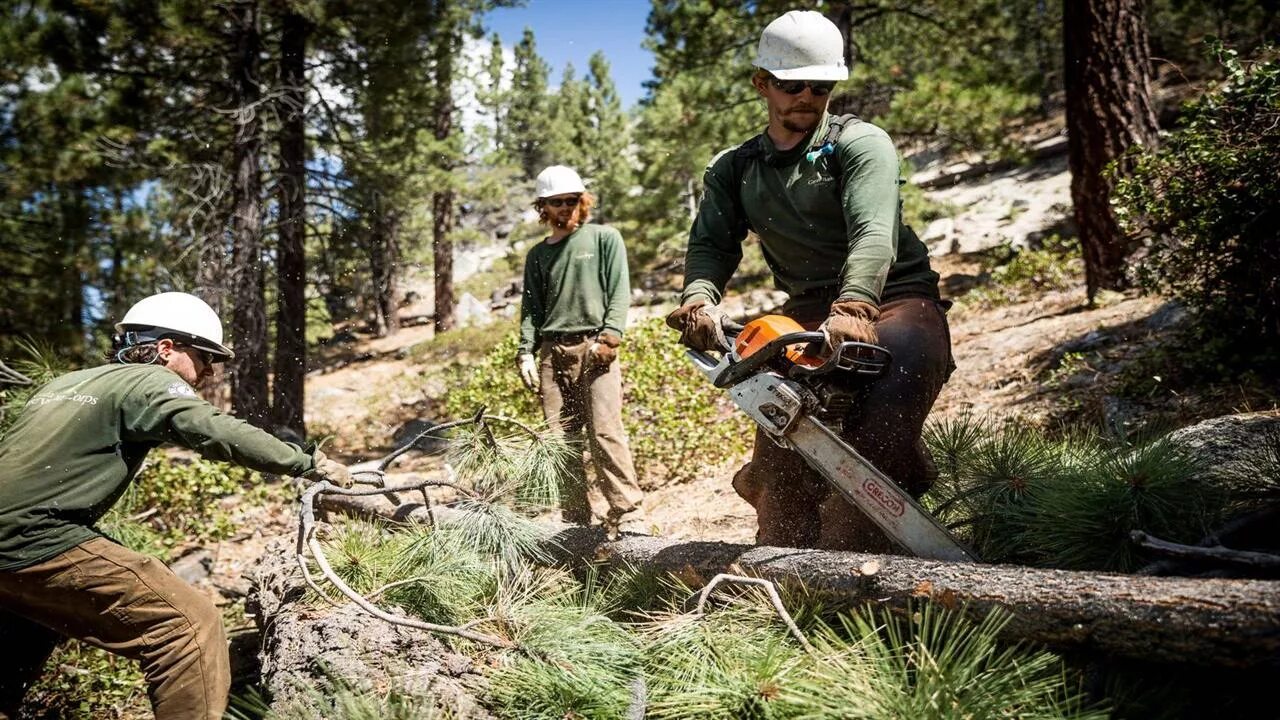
[482, 0, 655, 110]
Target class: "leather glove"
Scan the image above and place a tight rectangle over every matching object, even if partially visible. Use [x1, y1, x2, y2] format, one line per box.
[588, 331, 621, 367]
[311, 449, 355, 488]
[820, 299, 880, 354]
[517, 353, 539, 392]
[665, 300, 730, 352]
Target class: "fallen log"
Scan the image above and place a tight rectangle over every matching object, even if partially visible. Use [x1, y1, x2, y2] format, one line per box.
[250, 534, 494, 718]
[317, 492, 1280, 669]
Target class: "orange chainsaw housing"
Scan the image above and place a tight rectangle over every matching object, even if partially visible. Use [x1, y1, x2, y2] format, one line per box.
[734, 315, 824, 368]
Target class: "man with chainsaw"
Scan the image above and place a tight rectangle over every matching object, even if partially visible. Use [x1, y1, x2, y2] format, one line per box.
[516, 165, 645, 536]
[667, 10, 954, 552]
[0, 291, 355, 720]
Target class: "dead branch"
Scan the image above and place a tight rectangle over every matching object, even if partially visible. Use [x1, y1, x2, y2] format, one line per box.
[297, 480, 514, 648]
[694, 573, 815, 653]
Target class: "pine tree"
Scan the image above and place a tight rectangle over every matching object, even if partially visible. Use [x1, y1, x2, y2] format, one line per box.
[580, 52, 633, 222]
[508, 28, 552, 179]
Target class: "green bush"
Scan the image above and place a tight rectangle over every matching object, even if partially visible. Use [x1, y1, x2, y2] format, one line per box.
[98, 454, 269, 561]
[443, 318, 750, 486]
[1114, 44, 1280, 354]
[959, 235, 1084, 309]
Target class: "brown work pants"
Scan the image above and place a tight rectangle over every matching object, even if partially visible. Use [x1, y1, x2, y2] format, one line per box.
[732, 295, 955, 552]
[539, 336, 643, 524]
[0, 537, 229, 720]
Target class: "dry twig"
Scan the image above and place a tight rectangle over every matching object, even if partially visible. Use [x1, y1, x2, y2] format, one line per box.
[693, 573, 815, 653]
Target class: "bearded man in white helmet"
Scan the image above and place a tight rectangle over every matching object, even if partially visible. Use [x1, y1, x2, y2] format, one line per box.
[666, 11, 954, 552]
[0, 291, 353, 720]
[516, 166, 645, 536]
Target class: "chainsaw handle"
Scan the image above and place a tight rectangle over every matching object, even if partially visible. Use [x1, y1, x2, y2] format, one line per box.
[788, 335, 893, 379]
[710, 330, 892, 388]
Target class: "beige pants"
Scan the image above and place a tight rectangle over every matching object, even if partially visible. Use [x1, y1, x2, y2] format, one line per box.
[732, 296, 955, 552]
[0, 537, 229, 720]
[539, 336, 643, 524]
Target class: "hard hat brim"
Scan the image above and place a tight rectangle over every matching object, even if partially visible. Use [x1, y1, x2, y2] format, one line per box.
[766, 64, 849, 82]
[118, 325, 235, 363]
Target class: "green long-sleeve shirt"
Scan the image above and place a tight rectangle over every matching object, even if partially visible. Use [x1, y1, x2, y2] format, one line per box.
[0, 363, 316, 570]
[518, 223, 631, 355]
[682, 114, 939, 321]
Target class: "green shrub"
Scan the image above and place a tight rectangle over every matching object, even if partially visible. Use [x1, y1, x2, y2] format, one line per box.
[22, 641, 149, 720]
[960, 235, 1084, 309]
[1114, 44, 1280, 355]
[443, 318, 751, 486]
[98, 454, 269, 561]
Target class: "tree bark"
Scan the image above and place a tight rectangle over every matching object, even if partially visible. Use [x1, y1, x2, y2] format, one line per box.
[432, 189, 455, 334]
[271, 7, 309, 438]
[1063, 0, 1159, 303]
[228, 0, 270, 427]
[250, 535, 493, 718]
[431, 10, 458, 336]
[370, 213, 401, 337]
[314, 491, 1280, 669]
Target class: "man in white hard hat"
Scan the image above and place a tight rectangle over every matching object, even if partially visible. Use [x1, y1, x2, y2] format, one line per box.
[0, 291, 354, 720]
[516, 166, 645, 536]
[666, 11, 954, 551]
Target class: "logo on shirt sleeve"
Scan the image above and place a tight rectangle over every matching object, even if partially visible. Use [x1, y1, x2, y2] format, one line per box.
[167, 382, 197, 398]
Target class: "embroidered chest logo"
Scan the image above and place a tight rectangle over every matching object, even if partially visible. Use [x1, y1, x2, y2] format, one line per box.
[574, 253, 595, 261]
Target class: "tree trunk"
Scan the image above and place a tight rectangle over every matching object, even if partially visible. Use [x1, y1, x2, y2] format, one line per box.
[1063, 0, 1159, 303]
[431, 15, 457, 336]
[57, 186, 87, 357]
[432, 189, 455, 334]
[370, 214, 401, 338]
[250, 535, 493, 718]
[315, 491, 1280, 669]
[228, 0, 269, 427]
[271, 8, 309, 438]
[197, 205, 229, 409]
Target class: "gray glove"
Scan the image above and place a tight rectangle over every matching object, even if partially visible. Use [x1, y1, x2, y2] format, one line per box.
[311, 449, 354, 488]
[517, 353, 539, 392]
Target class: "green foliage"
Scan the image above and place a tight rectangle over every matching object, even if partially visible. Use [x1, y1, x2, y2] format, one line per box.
[620, 318, 752, 483]
[1021, 437, 1221, 571]
[22, 641, 148, 720]
[487, 569, 643, 719]
[441, 331, 541, 421]
[926, 415, 1229, 571]
[322, 520, 499, 626]
[0, 340, 67, 436]
[784, 605, 1102, 720]
[1114, 45, 1280, 357]
[96, 454, 266, 561]
[880, 70, 1040, 160]
[444, 318, 751, 486]
[960, 235, 1084, 309]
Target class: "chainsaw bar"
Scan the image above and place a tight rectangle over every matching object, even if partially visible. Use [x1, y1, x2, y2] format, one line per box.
[691, 349, 979, 563]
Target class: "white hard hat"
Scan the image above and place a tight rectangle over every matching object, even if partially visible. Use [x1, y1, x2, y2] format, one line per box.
[754, 10, 849, 82]
[535, 165, 586, 199]
[115, 292, 234, 361]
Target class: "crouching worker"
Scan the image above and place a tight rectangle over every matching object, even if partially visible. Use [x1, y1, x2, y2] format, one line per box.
[0, 291, 353, 720]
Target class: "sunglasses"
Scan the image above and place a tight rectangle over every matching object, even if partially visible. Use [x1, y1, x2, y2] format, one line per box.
[177, 344, 214, 366]
[543, 196, 581, 208]
[768, 77, 836, 97]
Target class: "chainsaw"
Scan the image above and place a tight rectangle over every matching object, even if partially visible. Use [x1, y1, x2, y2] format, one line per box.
[687, 315, 979, 563]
